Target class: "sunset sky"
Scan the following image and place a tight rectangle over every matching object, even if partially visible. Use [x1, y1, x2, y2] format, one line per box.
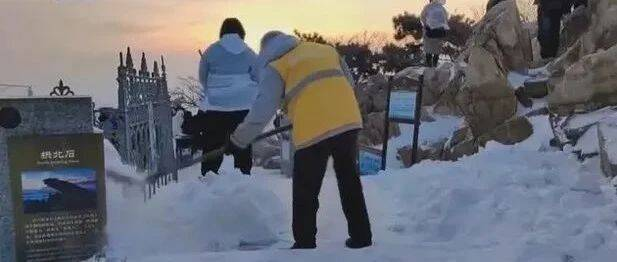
[0, 0, 488, 106]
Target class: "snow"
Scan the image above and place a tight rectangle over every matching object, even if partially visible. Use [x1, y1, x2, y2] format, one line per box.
[566, 107, 617, 130]
[507, 71, 529, 90]
[599, 121, 617, 165]
[385, 115, 463, 168]
[574, 125, 600, 155]
[105, 171, 287, 258]
[507, 70, 549, 91]
[99, 114, 617, 262]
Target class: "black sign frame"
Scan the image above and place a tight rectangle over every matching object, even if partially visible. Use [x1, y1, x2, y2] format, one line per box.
[381, 74, 424, 170]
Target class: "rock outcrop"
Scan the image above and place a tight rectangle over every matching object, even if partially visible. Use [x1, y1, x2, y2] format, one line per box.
[392, 66, 423, 91]
[462, 0, 533, 73]
[549, 0, 617, 75]
[548, 44, 617, 115]
[355, 75, 402, 146]
[476, 116, 533, 146]
[456, 48, 518, 137]
[397, 139, 447, 168]
[359, 111, 401, 146]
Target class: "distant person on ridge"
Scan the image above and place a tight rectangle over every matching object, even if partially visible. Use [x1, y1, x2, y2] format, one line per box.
[196, 18, 258, 175]
[421, 0, 450, 67]
[226, 31, 373, 249]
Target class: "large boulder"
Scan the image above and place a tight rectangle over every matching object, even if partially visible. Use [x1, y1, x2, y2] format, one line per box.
[559, 6, 592, 56]
[397, 139, 447, 167]
[355, 74, 389, 114]
[392, 66, 423, 91]
[462, 0, 533, 73]
[477, 116, 534, 146]
[444, 138, 478, 161]
[548, 44, 617, 115]
[358, 111, 401, 146]
[433, 67, 465, 116]
[549, 0, 617, 75]
[580, 0, 617, 56]
[443, 127, 479, 161]
[456, 48, 518, 137]
[598, 121, 617, 179]
[354, 87, 372, 115]
[422, 63, 453, 106]
[372, 89, 389, 112]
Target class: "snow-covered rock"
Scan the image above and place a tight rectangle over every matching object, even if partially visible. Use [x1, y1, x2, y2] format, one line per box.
[391, 66, 423, 91]
[598, 120, 617, 178]
[549, 0, 617, 75]
[548, 44, 617, 115]
[477, 116, 533, 146]
[422, 64, 453, 106]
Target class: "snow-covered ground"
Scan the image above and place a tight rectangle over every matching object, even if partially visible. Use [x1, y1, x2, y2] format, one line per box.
[100, 115, 617, 262]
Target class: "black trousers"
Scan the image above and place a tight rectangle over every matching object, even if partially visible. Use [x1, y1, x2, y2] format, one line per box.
[538, 10, 563, 59]
[426, 54, 440, 68]
[194, 110, 252, 175]
[292, 130, 372, 245]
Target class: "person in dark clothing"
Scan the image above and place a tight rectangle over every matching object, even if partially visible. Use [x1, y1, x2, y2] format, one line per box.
[193, 110, 253, 174]
[227, 31, 372, 249]
[291, 130, 371, 248]
[486, 0, 506, 12]
[197, 18, 258, 175]
[535, 0, 586, 59]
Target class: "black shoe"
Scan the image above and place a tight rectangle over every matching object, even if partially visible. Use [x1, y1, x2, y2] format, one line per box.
[290, 242, 316, 249]
[345, 238, 372, 249]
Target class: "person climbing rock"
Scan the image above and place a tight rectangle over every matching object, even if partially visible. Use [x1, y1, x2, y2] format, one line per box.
[421, 0, 450, 67]
[196, 18, 258, 175]
[227, 31, 373, 249]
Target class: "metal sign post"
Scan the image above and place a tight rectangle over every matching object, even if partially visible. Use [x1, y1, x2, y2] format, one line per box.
[379, 73, 424, 170]
[381, 78, 393, 170]
[411, 74, 424, 165]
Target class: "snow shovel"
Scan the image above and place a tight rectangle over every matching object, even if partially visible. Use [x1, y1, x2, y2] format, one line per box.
[196, 124, 293, 166]
[143, 124, 293, 199]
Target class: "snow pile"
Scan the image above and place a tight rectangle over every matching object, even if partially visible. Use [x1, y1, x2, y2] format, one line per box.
[371, 144, 617, 261]
[99, 113, 617, 261]
[104, 169, 287, 258]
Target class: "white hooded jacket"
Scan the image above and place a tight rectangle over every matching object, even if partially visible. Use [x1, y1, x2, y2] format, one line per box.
[421, 0, 450, 30]
[198, 34, 258, 112]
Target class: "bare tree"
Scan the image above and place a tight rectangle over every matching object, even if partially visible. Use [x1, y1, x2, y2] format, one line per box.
[170, 76, 203, 110]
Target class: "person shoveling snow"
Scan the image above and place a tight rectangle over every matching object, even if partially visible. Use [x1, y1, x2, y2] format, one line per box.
[217, 31, 373, 249]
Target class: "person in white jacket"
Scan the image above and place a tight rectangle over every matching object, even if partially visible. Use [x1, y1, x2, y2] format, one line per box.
[196, 18, 258, 175]
[421, 0, 450, 67]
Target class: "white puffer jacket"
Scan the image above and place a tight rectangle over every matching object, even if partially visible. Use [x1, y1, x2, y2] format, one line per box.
[421, 0, 450, 30]
[199, 34, 258, 112]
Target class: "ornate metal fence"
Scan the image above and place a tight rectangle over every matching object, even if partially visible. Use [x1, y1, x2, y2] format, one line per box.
[115, 47, 176, 183]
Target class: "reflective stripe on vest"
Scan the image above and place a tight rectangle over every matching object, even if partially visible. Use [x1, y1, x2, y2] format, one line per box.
[283, 69, 345, 106]
[270, 42, 363, 149]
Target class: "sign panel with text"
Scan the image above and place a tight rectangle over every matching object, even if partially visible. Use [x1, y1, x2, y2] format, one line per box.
[8, 134, 106, 262]
[359, 146, 383, 176]
[388, 91, 417, 124]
